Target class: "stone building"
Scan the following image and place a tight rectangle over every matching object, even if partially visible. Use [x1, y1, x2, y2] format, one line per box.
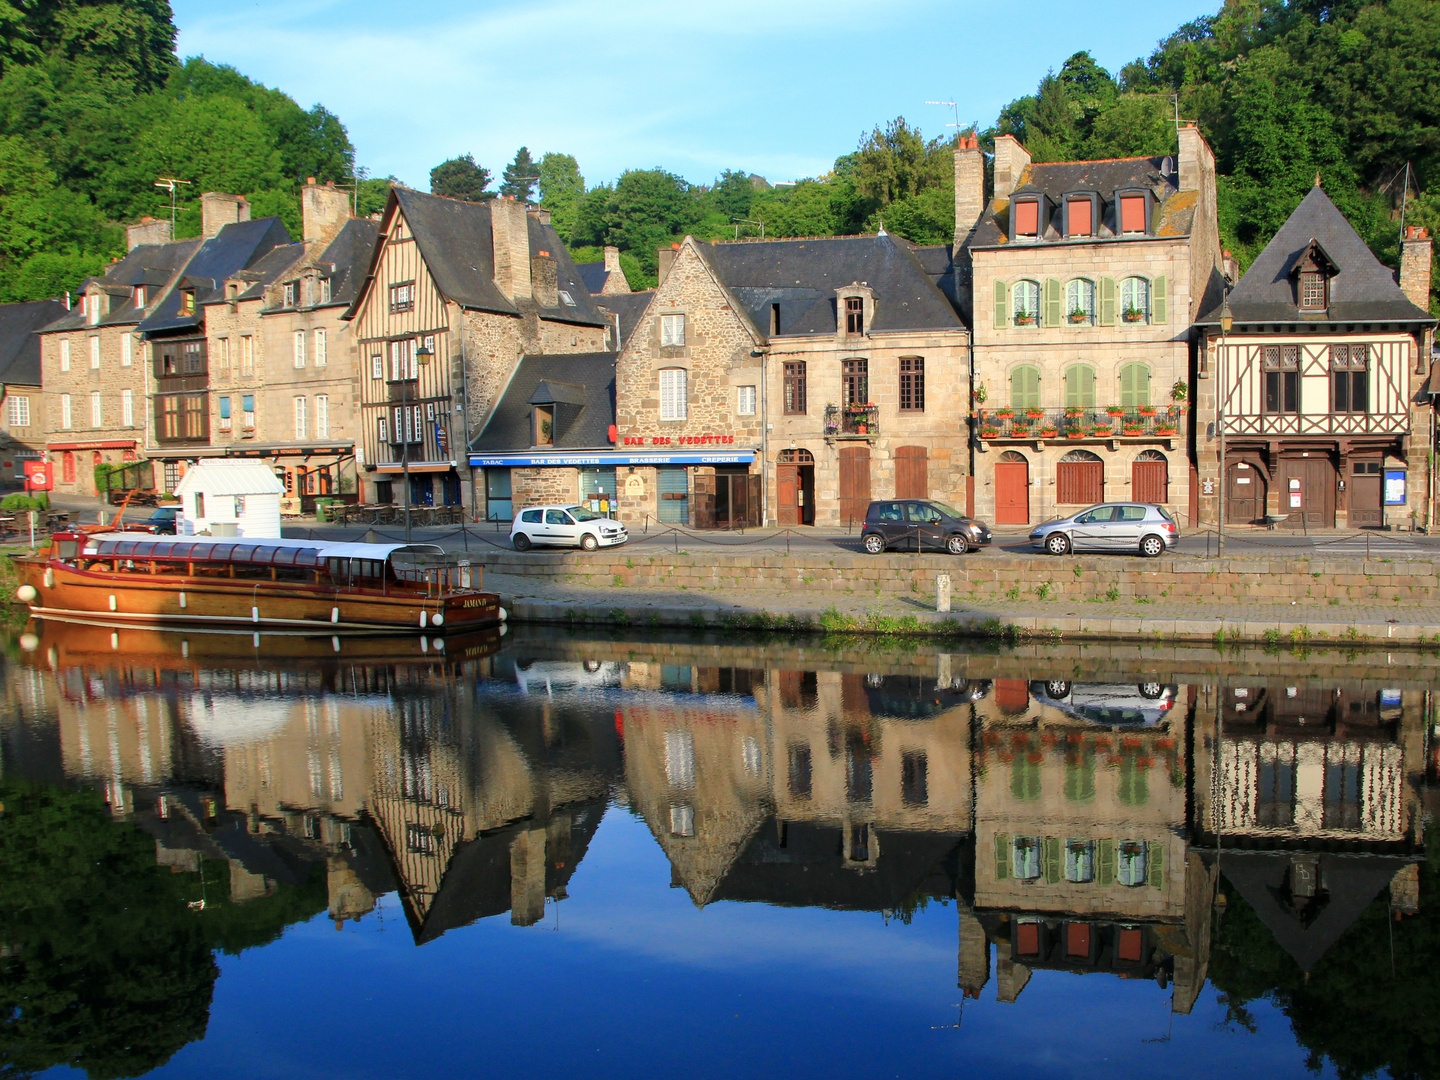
[966, 125, 1223, 528]
[1194, 185, 1435, 528]
[612, 232, 971, 529]
[344, 188, 608, 510]
[0, 299, 66, 487]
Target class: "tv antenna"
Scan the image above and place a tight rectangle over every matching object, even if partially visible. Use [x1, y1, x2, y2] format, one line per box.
[731, 217, 765, 239]
[154, 177, 191, 234]
[927, 100, 963, 142]
[1170, 94, 1197, 135]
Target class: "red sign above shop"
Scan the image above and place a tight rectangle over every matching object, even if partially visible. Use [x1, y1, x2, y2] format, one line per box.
[622, 435, 737, 446]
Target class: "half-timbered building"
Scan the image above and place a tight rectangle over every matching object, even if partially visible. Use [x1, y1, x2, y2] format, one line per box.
[1195, 184, 1435, 528]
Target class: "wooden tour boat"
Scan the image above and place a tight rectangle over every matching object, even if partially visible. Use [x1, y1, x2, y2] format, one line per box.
[11, 532, 505, 633]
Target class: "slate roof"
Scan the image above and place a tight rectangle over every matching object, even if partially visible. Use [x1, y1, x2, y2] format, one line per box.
[698, 233, 965, 336]
[41, 238, 203, 333]
[315, 218, 380, 308]
[594, 291, 653, 349]
[1197, 185, 1435, 326]
[0, 299, 67, 386]
[971, 156, 1191, 248]
[231, 241, 308, 303]
[470, 352, 616, 452]
[138, 217, 293, 336]
[576, 261, 609, 294]
[357, 189, 606, 328]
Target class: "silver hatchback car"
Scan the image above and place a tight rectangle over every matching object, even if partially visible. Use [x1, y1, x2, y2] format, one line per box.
[1030, 502, 1179, 557]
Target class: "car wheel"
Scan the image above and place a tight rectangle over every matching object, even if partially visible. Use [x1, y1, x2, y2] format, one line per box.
[1045, 533, 1071, 556]
[862, 532, 886, 554]
[1139, 534, 1165, 558]
[1046, 680, 1071, 698]
[1139, 682, 1164, 699]
[512, 533, 532, 552]
[580, 532, 599, 551]
[946, 534, 967, 556]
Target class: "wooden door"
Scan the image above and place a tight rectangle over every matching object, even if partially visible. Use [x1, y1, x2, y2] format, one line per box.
[838, 446, 871, 526]
[692, 471, 716, 529]
[995, 460, 1030, 525]
[746, 475, 761, 526]
[1283, 457, 1336, 528]
[1348, 460, 1382, 527]
[1132, 459, 1167, 504]
[894, 445, 928, 499]
[1226, 463, 1263, 524]
[776, 464, 799, 526]
[1057, 461, 1103, 506]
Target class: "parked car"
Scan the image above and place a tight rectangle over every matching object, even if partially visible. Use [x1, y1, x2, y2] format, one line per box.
[1028, 680, 1178, 726]
[861, 499, 992, 555]
[142, 507, 177, 534]
[510, 504, 628, 551]
[1029, 503, 1178, 557]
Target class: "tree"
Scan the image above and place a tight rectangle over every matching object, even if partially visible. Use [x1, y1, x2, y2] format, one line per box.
[570, 183, 612, 247]
[602, 169, 697, 278]
[0, 0, 177, 91]
[707, 169, 756, 221]
[499, 146, 538, 202]
[852, 117, 950, 207]
[536, 152, 584, 240]
[430, 153, 492, 202]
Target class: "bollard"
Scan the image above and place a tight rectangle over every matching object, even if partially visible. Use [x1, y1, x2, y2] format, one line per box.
[937, 652, 952, 688]
[936, 572, 952, 613]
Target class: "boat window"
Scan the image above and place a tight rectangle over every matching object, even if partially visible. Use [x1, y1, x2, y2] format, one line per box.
[231, 546, 258, 561]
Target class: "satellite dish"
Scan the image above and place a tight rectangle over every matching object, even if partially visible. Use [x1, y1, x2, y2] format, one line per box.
[1161, 157, 1174, 176]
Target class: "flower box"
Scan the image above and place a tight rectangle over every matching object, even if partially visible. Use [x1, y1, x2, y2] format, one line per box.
[1065, 430, 1087, 439]
[1014, 314, 1036, 326]
[1122, 311, 1145, 323]
[1024, 407, 1044, 420]
[1038, 427, 1058, 438]
[980, 427, 1000, 439]
[1090, 425, 1113, 436]
[1105, 405, 1125, 417]
[1122, 425, 1144, 436]
[994, 408, 1014, 419]
[1154, 425, 1177, 435]
[1138, 406, 1157, 417]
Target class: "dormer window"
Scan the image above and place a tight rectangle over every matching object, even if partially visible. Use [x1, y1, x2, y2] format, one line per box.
[320, 277, 332, 304]
[1119, 193, 1148, 234]
[1013, 198, 1040, 240]
[282, 282, 297, 307]
[226, 282, 238, 302]
[1300, 271, 1327, 311]
[533, 404, 554, 446]
[133, 286, 147, 308]
[1064, 194, 1098, 238]
[1294, 240, 1335, 313]
[845, 296, 864, 335]
[85, 293, 100, 325]
[179, 290, 195, 316]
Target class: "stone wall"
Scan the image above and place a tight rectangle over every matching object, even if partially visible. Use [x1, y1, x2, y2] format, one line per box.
[41, 315, 147, 494]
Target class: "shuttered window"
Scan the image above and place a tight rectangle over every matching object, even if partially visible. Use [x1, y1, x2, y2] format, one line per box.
[1012, 280, 1039, 325]
[89, 336, 100, 369]
[1009, 365, 1040, 410]
[1151, 274, 1168, 323]
[61, 393, 71, 428]
[60, 339, 70, 372]
[1120, 194, 1146, 233]
[657, 466, 689, 524]
[1064, 365, 1096, 408]
[121, 334, 132, 367]
[294, 397, 307, 440]
[1067, 198, 1093, 236]
[659, 368, 687, 421]
[1119, 363, 1151, 408]
[316, 394, 329, 438]
[1014, 199, 1039, 238]
[1042, 278, 1063, 327]
[121, 389, 133, 427]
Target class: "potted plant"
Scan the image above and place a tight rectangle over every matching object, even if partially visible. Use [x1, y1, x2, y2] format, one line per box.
[1038, 425, 1059, 438]
[1025, 406, 1044, 420]
[994, 407, 1014, 419]
[1063, 406, 1084, 419]
[980, 425, 1000, 439]
[1171, 380, 1188, 403]
[1014, 310, 1037, 326]
[973, 384, 988, 406]
[1105, 404, 1125, 417]
[1123, 423, 1144, 436]
[1138, 405, 1157, 417]
[1090, 424, 1112, 436]
[1122, 305, 1146, 323]
[1068, 306, 1090, 324]
[1154, 422, 1178, 435]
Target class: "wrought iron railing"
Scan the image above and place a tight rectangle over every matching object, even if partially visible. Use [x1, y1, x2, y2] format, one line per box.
[824, 403, 879, 438]
[977, 406, 1185, 440]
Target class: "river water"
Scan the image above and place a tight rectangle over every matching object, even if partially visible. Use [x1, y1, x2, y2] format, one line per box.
[2, 621, 1436, 1079]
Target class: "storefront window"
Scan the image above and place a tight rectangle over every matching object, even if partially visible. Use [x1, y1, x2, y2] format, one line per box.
[580, 466, 618, 515]
[486, 468, 513, 521]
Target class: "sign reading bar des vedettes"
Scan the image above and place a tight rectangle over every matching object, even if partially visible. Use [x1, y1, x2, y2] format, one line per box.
[622, 435, 738, 446]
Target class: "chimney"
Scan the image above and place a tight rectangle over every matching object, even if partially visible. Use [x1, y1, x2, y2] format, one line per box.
[302, 178, 350, 246]
[126, 216, 172, 252]
[953, 134, 985, 249]
[201, 192, 250, 238]
[490, 196, 532, 303]
[532, 207, 551, 225]
[1400, 225, 1433, 312]
[604, 245, 622, 274]
[992, 134, 1031, 202]
[531, 249, 558, 308]
[1222, 249, 1239, 284]
[657, 243, 680, 286]
[1177, 123, 1215, 194]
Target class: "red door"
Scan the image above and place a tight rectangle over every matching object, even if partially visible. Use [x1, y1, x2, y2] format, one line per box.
[838, 446, 871, 526]
[995, 457, 1030, 525]
[776, 464, 799, 526]
[1132, 458, 1167, 504]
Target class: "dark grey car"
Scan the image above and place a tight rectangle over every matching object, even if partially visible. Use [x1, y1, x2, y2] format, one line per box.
[861, 499, 992, 555]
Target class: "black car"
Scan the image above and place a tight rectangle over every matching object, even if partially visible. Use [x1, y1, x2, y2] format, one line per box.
[860, 499, 992, 555]
[143, 507, 177, 534]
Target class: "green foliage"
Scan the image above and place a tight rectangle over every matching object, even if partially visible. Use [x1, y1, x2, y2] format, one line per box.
[0, 493, 48, 511]
[499, 145, 537, 202]
[429, 152, 491, 202]
[602, 169, 698, 279]
[537, 151, 583, 240]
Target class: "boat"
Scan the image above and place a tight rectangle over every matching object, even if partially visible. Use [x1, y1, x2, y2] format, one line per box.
[10, 532, 505, 633]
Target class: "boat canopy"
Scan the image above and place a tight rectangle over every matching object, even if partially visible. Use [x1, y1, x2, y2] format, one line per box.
[82, 535, 450, 570]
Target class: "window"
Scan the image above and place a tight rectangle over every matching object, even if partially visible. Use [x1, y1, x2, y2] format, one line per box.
[897, 356, 925, 412]
[660, 313, 686, 347]
[89, 336, 100, 369]
[219, 395, 232, 431]
[1119, 363, 1151, 408]
[86, 293, 99, 325]
[60, 394, 71, 428]
[845, 296, 864, 335]
[788, 744, 812, 798]
[1012, 280, 1040, 325]
[377, 415, 388, 445]
[320, 277, 332, 304]
[1300, 271, 1327, 312]
[485, 468, 513, 521]
[316, 394, 329, 438]
[842, 358, 868, 407]
[370, 353, 383, 379]
[1065, 839, 1095, 883]
[1064, 364, 1096, 408]
[669, 804, 695, 837]
[737, 385, 756, 416]
[59, 339, 70, 372]
[7, 396, 28, 427]
[389, 338, 415, 380]
[1066, 197, 1094, 237]
[133, 286, 146, 308]
[388, 282, 414, 313]
[1014, 198, 1040, 239]
[1066, 279, 1096, 325]
[242, 394, 255, 429]
[1012, 837, 1041, 880]
[1120, 277, 1150, 322]
[1119, 194, 1147, 234]
[783, 362, 806, 414]
[665, 730, 695, 788]
[1263, 345, 1300, 414]
[216, 337, 229, 376]
[179, 290, 195, 316]
[282, 282, 297, 307]
[156, 393, 207, 440]
[314, 328, 326, 367]
[1009, 364, 1040, 410]
[1332, 344, 1369, 413]
[62, 451, 75, 483]
[293, 331, 305, 368]
[1117, 841, 1148, 886]
[659, 368, 688, 421]
[241, 335, 254, 375]
[558, 289, 575, 306]
[901, 751, 928, 806]
[121, 389, 132, 427]
[121, 333, 133, 367]
[294, 397, 307, 439]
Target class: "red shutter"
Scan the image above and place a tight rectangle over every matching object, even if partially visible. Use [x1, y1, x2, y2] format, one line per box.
[1120, 195, 1145, 233]
[1015, 200, 1039, 236]
[1069, 199, 1092, 236]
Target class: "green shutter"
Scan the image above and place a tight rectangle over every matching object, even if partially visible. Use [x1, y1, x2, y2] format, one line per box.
[1065, 365, 1095, 408]
[1098, 276, 1117, 326]
[995, 833, 1011, 880]
[1120, 364, 1151, 409]
[1011, 365, 1040, 411]
[1043, 278, 1063, 327]
[1043, 837, 1062, 884]
[1152, 274, 1168, 324]
[994, 280, 1009, 329]
[1146, 841, 1165, 888]
[1096, 838, 1116, 886]
[1064, 758, 1095, 802]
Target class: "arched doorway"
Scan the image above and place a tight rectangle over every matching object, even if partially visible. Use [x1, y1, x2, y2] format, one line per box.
[994, 450, 1030, 525]
[894, 445, 928, 499]
[1225, 461, 1265, 524]
[1132, 450, 1168, 504]
[838, 445, 871, 526]
[776, 448, 814, 526]
[1057, 449, 1103, 505]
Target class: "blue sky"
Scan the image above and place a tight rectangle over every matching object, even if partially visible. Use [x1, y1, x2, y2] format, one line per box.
[170, 0, 1212, 190]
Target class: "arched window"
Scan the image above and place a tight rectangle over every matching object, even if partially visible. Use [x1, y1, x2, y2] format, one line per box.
[1119, 363, 1151, 408]
[777, 448, 814, 463]
[1120, 277, 1150, 323]
[1012, 280, 1040, 326]
[1066, 279, 1095, 325]
[1009, 365, 1040, 410]
[1064, 364, 1096, 408]
[1057, 449, 1103, 505]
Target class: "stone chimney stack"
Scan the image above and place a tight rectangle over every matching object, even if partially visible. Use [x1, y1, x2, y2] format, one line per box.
[1177, 123, 1215, 194]
[302, 177, 350, 246]
[953, 134, 985, 250]
[992, 135, 1031, 202]
[201, 192, 250, 238]
[490, 196, 532, 303]
[126, 216, 172, 252]
[604, 245, 622, 274]
[657, 244, 679, 286]
[1400, 225, 1433, 312]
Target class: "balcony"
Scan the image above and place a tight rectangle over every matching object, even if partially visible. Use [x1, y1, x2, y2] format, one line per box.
[824, 403, 879, 439]
[978, 407, 1185, 443]
[386, 377, 419, 402]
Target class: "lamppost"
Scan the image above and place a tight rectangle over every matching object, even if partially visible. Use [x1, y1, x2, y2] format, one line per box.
[400, 343, 433, 544]
[1217, 294, 1232, 556]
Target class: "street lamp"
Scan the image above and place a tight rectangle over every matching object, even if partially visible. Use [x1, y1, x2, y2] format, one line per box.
[1217, 295, 1232, 556]
[400, 342, 434, 544]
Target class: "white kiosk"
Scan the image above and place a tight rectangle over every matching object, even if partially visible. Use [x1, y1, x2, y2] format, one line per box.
[173, 460, 285, 538]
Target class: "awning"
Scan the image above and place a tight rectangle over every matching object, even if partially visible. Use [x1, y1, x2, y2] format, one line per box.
[48, 439, 138, 451]
[374, 461, 457, 474]
[469, 449, 757, 467]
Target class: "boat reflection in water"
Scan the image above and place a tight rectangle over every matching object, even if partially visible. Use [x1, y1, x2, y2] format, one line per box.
[0, 621, 1433, 1077]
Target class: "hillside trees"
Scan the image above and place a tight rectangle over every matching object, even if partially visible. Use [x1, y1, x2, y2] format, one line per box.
[429, 153, 492, 202]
